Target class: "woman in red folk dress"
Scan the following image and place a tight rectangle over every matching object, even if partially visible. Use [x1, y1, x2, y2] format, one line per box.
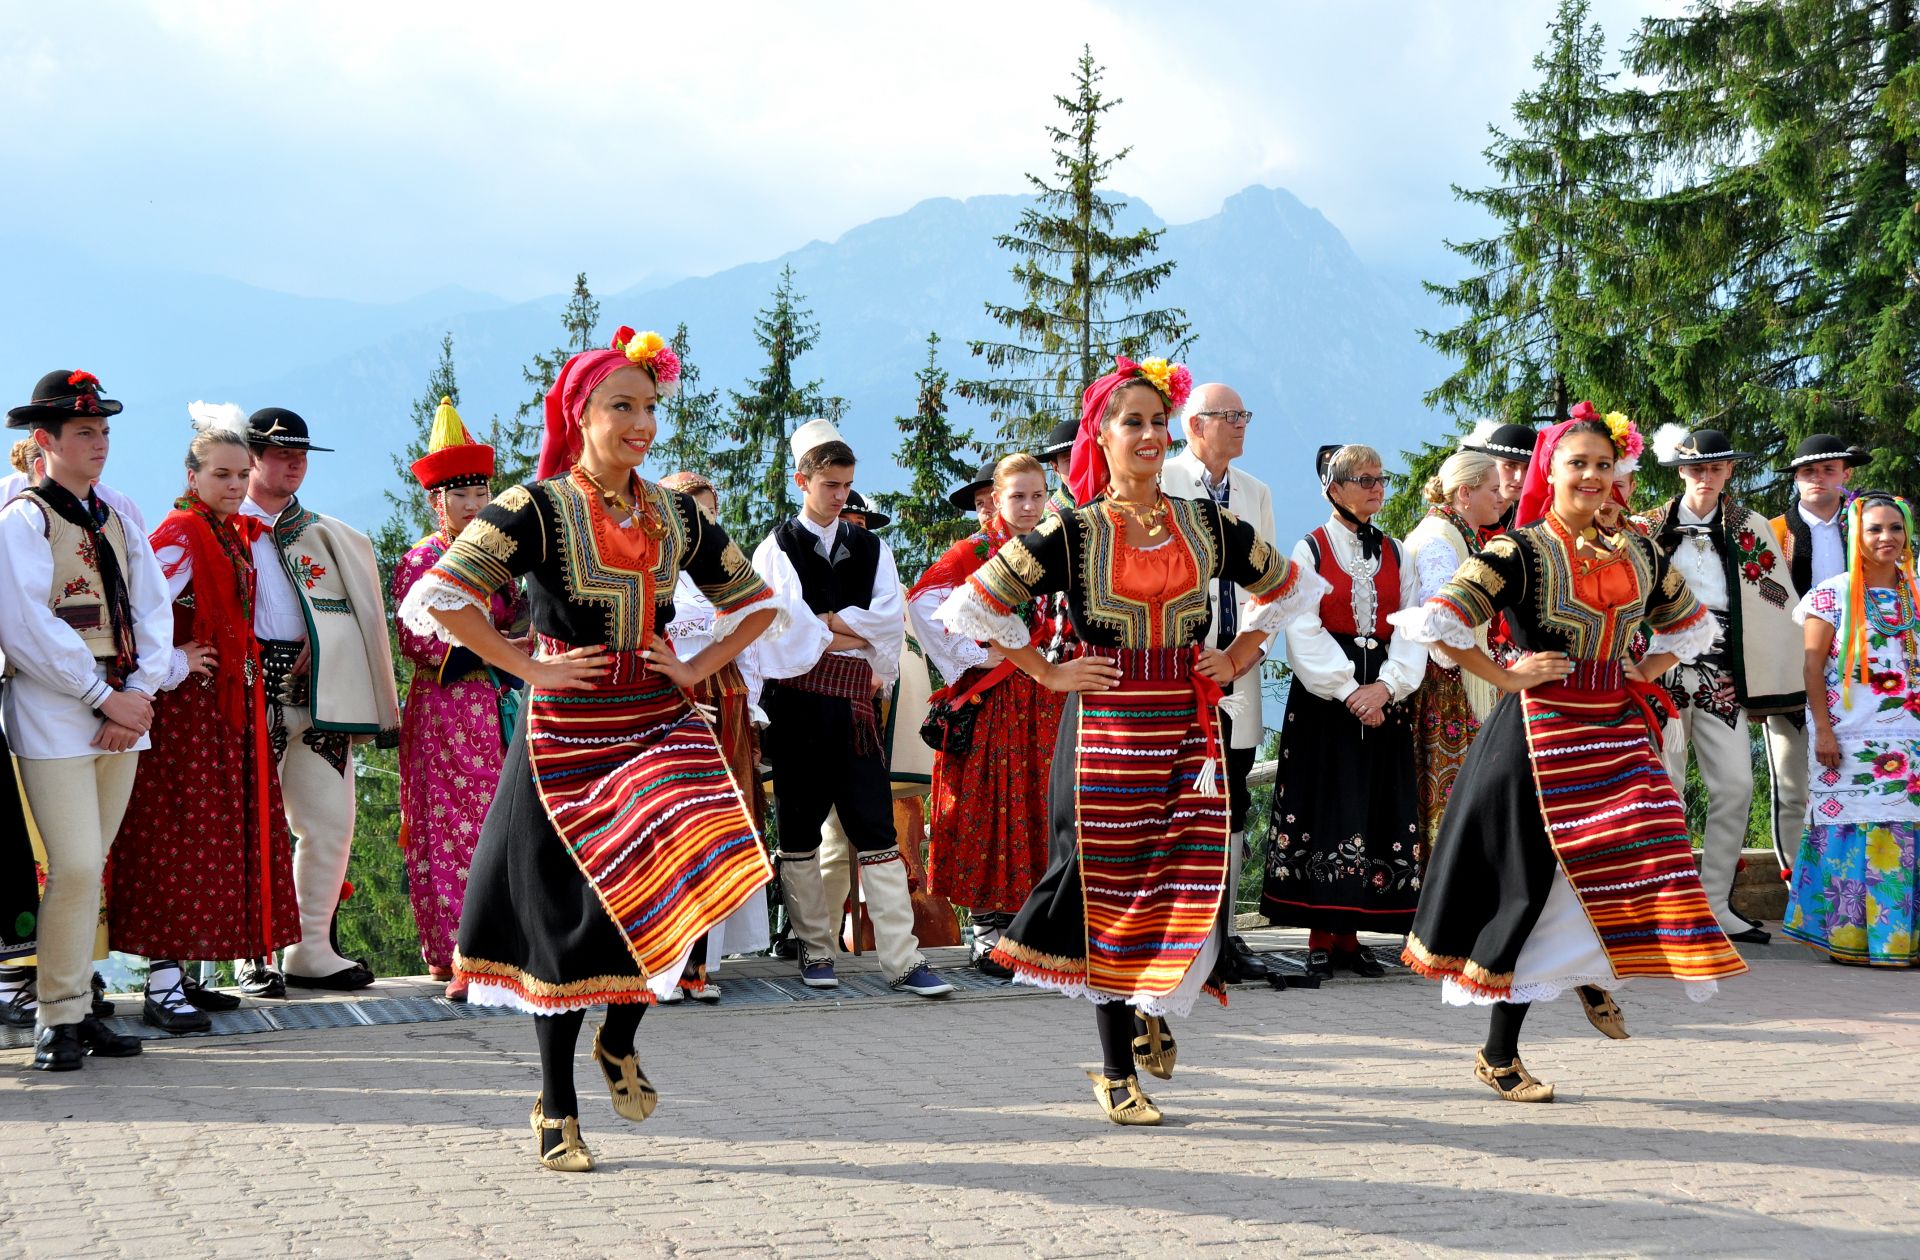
[108, 405, 297, 1033]
[909, 453, 1067, 976]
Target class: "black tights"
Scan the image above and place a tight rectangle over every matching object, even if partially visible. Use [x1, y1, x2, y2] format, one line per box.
[1095, 1003, 1136, 1080]
[534, 1003, 647, 1120]
[1484, 1001, 1531, 1069]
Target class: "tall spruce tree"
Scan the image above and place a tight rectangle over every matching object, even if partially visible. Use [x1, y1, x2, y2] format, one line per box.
[495, 273, 600, 487]
[719, 266, 823, 541]
[1382, 0, 1647, 536]
[957, 46, 1191, 450]
[1617, 0, 1919, 502]
[651, 324, 728, 479]
[876, 334, 978, 580]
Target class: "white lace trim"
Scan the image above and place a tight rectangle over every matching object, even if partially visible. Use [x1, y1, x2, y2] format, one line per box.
[1387, 602, 1479, 650]
[1240, 567, 1329, 637]
[710, 598, 790, 649]
[1439, 974, 1720, 1007]
[397, 575, 486, 643]
[159, 648, 191, 693]
[1648, 611, 1719, 664]
[1008, 970, 1216, 1020]
[934, 584, 1030, 650]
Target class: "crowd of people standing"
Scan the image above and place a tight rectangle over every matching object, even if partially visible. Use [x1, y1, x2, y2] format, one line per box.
[0, 335, 1913, 1169]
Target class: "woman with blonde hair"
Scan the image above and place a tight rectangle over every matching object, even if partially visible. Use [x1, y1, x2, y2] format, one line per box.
[1403, 449, 1506, 864]
[911, 452, 1066, 975]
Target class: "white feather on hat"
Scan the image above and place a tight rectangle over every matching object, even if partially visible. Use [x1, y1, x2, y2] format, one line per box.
[789, 417, 845, 465]
[188, 400, 251, 443]
[1461, 418, 1499, 451]
[1651, 423, 1690, 467]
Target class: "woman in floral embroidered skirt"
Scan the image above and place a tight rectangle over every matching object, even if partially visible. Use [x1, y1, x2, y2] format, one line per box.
[912, 454, 1065, 975]
[109, 411, 297, 1031]
[1784, 493, 1920, 967]
[392, 399, 518, 1000]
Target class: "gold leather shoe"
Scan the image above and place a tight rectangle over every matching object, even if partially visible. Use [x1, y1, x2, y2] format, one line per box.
[591, 1025, 659, 1123]
[530, 1096, 595, 1172]
[1474, 1050, 1555, 1103]
[1578, 986, 1629, 1040]
[1088, 1072, 1163, 1126]
[1131, 1014, 1177, 1081]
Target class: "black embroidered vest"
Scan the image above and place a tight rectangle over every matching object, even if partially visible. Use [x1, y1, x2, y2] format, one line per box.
[772, 517, 880, 614]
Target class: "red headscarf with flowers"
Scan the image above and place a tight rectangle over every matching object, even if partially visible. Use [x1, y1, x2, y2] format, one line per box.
[536, 327, 683, 480]
[1513, 401, 1644, 527]
[1066, 355, 1195, 505]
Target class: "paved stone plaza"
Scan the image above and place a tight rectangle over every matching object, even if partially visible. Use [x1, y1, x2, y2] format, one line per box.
[1, 935, 1913, 1259]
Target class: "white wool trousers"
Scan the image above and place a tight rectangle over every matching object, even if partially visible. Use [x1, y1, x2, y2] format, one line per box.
[1660, 668, 1756, 934]
[273, 704, 360, 978]
[1763, 714, 1810, 863]
[18, 751, 138, 1029]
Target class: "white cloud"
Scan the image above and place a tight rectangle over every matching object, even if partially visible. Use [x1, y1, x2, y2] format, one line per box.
[0, 0, 1682, 301]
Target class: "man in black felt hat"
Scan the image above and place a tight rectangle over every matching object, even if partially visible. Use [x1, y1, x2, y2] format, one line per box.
[839, 489, 890, 532]
[1762, 432, 1870, 875]
[236, 407, 399, 994]
[1644, 426, 1803, 944]
[948, 459, 997, 523]
[0, 369, 170, 1070]
[1037, 418, 1078, 517]
[1460, 419, 1538, 536]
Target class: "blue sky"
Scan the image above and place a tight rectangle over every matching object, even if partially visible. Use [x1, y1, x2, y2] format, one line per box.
[1, 1, 1679, 303]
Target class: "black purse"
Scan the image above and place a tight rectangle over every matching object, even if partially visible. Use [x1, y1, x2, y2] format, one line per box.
[919, 661, 1018, 754]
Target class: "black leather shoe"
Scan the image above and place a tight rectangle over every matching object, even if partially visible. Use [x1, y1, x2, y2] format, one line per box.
[0, 972, 35, 1029]
[1726, 924, 1772, 945]
[772, 937, 801, 961]
[183, 976, 243, 1012]
[143, 994, 213, 1034]
[1335, 945, 1388, 978]
[1221, 938, 1270, 983]
[974, 951, 1013, 980]
[1304, 949, 1334, 981]
[77, 1014, 142, 1057]
[33, 1023, 84, 1071]
[286, 962, 376, 991]
[90, 971, 114, 1019]
[236, 959, 287, 999]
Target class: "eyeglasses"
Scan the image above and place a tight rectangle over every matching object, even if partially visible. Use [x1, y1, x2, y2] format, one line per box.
[1336, 475, 1394, 491]
[1193, 410, 1254, 427]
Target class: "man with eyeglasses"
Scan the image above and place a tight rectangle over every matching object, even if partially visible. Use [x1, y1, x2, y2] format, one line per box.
[1163, 384, 1274, 984]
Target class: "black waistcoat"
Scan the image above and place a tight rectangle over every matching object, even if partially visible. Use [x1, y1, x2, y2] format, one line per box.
[772, 517, 880, 614]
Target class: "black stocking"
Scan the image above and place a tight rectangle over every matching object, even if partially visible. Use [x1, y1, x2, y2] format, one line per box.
[534, 1009, 586, 1147]
[1094, 1002, 1138, 1103]
[1483, 1001, 1531, 1086]
[597, 1001, 646, 1062]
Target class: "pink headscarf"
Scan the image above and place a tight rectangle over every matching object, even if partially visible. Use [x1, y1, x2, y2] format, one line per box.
[1065, 355, 1194, 505]
[1513, 403, 1630, 527]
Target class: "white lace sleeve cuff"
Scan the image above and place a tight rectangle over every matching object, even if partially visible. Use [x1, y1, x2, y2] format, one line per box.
[1649, 610, 1719, 664]
[935, 584, 1030, 651]
[710, 598, 790, 649]
[1240, 566, 1330, 637]
[1387, 602, 1479, 651]
[397, 574, 488, 643]
[159, 648, 190, 693]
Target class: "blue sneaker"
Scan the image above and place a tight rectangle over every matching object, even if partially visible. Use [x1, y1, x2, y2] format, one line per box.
[800, 958, 838, 989]
[892, 963, 953, 998]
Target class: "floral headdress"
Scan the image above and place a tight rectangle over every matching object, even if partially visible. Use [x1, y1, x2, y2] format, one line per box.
[537, 326, 681, 480]
[611, 326, 682, 395]
[1569, 400, 1644, 473]
[1066, 353, 1193, 504]
[1837, 492, 1920, 709]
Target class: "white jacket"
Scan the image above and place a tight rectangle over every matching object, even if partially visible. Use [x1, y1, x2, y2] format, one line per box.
[1161, 449, 1274, 750]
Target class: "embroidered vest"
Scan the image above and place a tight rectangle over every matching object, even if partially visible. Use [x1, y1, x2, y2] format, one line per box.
[1306, 524, 1400, 639]
[34, 494, 129, 660]
[773, 517, 880, 614]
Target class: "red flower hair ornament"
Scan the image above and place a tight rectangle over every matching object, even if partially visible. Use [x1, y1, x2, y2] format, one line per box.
[537, 327, 681, 480]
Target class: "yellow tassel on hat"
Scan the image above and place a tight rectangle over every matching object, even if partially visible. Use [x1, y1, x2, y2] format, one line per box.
[428, 396, 473, 452]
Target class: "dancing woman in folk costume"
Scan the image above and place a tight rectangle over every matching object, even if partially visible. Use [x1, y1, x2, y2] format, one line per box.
[400, 328, 782, 1171]
[1389, 408, 1747, 1103]
[108, 408, 300, 1034]
[1402, 449, 1506, 867]
[912, 453, 1067, 976]
[391, 399, 519, 1001]
[1783, 493, 1920, 967]
[937, 356, 1319, 1126]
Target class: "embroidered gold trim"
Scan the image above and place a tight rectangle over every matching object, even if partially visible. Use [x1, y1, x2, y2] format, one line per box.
[992, 937, 1088, 976]
[464, 517, 518, 563]
[1003, 537, 1045, 583]
[453, 952, 655, 996]
[494, 484, 534, 513]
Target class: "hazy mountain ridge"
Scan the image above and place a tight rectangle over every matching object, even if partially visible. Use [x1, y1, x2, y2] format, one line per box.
[1, 188, 1448, 545]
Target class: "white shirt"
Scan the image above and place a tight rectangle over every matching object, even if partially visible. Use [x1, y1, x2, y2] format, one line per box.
[1283, 516, 1427, 703]
[241, 496, 308, 642]
[0, 471, 146, 534]
[908, 579, 992, 688]
[1670, 500, 1731, 612]
[746, 515, 904, 685]
[0, 492, 174, 758]
[1798, 502, 1846, 589]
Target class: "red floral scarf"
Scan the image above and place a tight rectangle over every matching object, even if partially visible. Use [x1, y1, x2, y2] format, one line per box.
[151, 499, 261, 734]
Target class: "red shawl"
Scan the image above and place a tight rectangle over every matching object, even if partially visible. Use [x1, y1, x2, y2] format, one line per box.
[150, 501, 262, 734]
[907, 514, 1013, 604]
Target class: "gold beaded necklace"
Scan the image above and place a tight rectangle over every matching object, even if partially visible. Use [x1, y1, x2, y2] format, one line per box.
[1108, 493, 1170, 540]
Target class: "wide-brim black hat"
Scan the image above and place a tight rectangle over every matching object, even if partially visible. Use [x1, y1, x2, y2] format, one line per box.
[6, 369, 123, 430]
[1037, 418, 1079, 460]
[948, 458, 997, 511]
[1461, 421, 1538, 461]
[1787, 433, 1869, 470]
[248, 406, 333, 452]
[1658, 428, 1753, 466]
[843, 489, 891, 531]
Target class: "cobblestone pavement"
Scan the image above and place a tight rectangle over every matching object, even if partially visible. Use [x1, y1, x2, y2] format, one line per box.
[1, 937, 1913, 1259]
